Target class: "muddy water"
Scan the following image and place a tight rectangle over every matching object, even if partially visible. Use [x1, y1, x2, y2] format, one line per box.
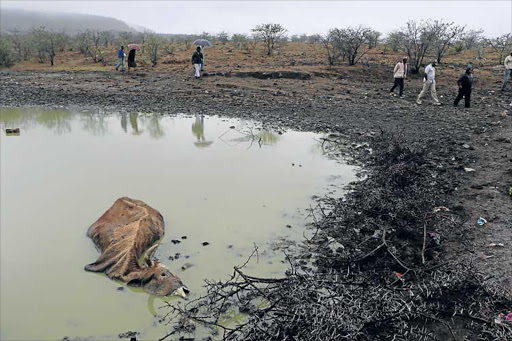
[0, 107, 356, 340]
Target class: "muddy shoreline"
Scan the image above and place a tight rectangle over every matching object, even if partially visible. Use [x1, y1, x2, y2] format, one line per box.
[1, 69, 511, 338]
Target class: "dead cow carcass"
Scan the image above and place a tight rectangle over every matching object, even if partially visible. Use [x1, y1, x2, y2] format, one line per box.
[85, 197, 188, 297]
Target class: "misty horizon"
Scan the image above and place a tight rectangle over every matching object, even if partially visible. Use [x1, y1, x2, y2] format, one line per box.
[1, 1, 511, 37]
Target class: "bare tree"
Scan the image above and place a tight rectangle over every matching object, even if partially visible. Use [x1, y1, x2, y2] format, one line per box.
[367, 30, 381, 49]
[323, 26, 378, 66]
[307, 34, 322, 44]
[146, 34, 163, 66]
[460, 29, 484, 50]
[7, 29, 25, 61]
[216, 31, 229, 44]
[118, 31, 133, 47]
[231, 33, 249, 50]
[396, 20, 437, 74]
[251, 23, 287, 55]
[0, 37, 17, 67]
[486, 33, 512, 64]
[75, 30, 103, 63]
[430, 20, 465, 63]
[386, 32, 403, 52]
[100, 30, 115, 48]
[323, 28, 345, 66]
[31, 27, 65, 66]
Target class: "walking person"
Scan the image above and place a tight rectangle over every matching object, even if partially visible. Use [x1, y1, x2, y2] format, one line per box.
[501, 51, 512, 91]
[454, 66, 474, 108]
[191, 46, 203, 79]
[115, 46, 125, 72]
[199, 46, 205, 71]
[417, 62, 441, 105]
[127, 48, 137, 72]
[389, 56, 408, 98]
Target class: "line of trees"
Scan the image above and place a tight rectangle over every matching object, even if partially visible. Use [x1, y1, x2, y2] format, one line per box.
[1, 20, 511, 69]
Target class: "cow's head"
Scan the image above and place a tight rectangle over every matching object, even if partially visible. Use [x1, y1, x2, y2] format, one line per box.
[127, 245, 189, 297]
[143, 262, 189, 297]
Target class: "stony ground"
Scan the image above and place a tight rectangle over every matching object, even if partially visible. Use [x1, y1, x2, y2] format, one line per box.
[1, 65, 511, 337]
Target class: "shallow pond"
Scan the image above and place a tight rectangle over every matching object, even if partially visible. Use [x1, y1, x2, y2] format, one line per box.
[0, 107, 356, 340]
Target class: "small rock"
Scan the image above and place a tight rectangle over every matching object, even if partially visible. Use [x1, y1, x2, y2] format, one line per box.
[181, 236, 187, 239]
[171, 239, 181, 244]
[202, 242, 210, 246]
[117, 286, 124, 291]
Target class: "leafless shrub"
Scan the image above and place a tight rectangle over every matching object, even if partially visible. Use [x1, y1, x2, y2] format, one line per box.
[251, 23, 287, 56]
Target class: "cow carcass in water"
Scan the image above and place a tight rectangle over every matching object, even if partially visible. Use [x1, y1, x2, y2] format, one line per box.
[85, 197, 188, 297]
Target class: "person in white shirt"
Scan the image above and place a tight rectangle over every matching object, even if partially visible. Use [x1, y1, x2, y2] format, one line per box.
[416, 62, 441, 105]
[501, 52, 512, 91]
[389, 56, 408, 98]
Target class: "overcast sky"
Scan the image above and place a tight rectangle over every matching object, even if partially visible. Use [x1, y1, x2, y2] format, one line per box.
[1, 1, 511, 36]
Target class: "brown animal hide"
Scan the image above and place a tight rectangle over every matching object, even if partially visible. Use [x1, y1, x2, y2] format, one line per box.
[85, 197, 187, 296]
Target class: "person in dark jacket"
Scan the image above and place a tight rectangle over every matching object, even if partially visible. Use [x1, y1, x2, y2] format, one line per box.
[454, 66, 474, 108]
[127, 49, 137, 71]
[115, 46, 125, 72]
[191, 46, 203, 78]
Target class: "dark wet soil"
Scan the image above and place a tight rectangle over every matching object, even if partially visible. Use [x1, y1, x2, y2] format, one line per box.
[1, 68, 511, 337]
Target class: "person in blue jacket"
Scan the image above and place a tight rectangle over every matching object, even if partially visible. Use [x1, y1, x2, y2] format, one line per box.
[115, 46, 125, 72]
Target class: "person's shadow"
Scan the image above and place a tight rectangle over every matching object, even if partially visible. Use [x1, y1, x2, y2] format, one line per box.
[191, 114, 213, 148]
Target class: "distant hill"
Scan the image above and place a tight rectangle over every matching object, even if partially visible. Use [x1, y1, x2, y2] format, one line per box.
[0, 9, 137, 34]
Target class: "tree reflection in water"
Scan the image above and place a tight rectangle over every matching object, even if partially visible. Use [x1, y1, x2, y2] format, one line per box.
[145, 114, 165, 139]
[129, 113, 142, 135]
[0, 107, 74, 135]
[80, 108, 108, 136]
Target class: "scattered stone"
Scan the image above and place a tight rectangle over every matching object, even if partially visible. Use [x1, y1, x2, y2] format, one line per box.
[202, 242, 210, 246]
[171, 239, 181, 244]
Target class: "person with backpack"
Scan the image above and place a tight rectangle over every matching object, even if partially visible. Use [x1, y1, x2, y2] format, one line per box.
[191, 46, 203, 79]
[416, 62, 441, 105]
[454, 66, 474, 108]
[115, 46, 125, 72]
[389, 56, 408, 98]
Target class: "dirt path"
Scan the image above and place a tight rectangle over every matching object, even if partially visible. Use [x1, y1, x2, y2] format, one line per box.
[1, 68, 511, 294]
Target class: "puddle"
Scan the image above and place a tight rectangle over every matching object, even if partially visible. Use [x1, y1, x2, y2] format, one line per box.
[0, 107, 356, 340]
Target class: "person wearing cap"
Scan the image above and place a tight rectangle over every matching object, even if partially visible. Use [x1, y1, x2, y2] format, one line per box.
[191, 46, 203, 79]
[454, 66, 474, 108]
[389, 56, 408, 98]
[416, 62, 441, 106]
[501, 52, 512, 91]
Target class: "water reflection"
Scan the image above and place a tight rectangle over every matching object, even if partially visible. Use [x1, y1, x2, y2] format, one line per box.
[191, 114, 213, 148]
[219, 126, 279, 148]
[121, 113, 128, 133]
[0, 107, 74, 134]
[145, 114, 165, 139]
[0, 108, 280, 147]
[129, 113, 142, 135]
[80, 108, 108, 136]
